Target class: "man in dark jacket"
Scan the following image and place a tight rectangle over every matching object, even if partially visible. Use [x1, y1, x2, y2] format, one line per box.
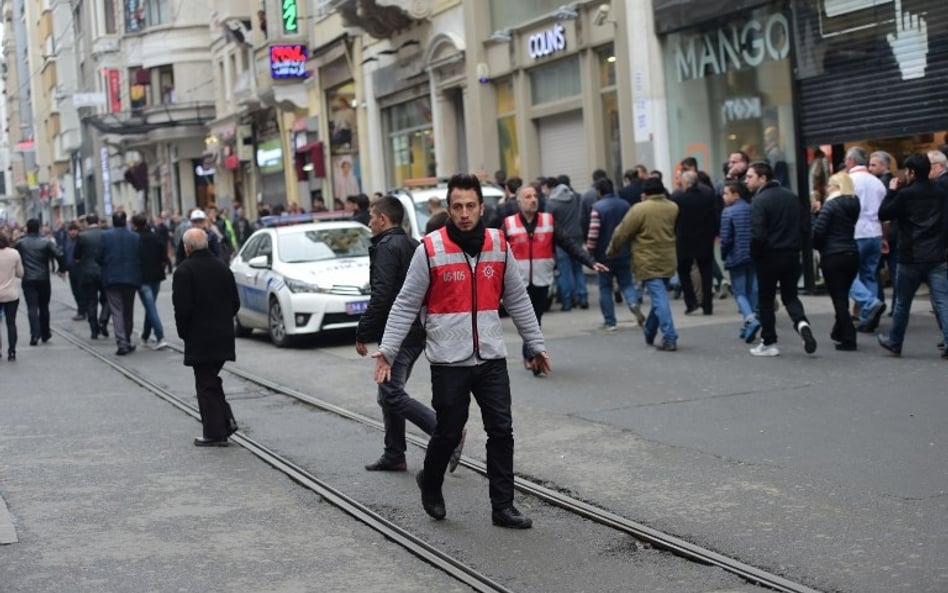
[673, 171, 718, 315]
[747, 161, 817, 357]
[15, 218, 65, 345]
[356, 196, 443, 472]
[877, 153, 948, 357]
[74, 214, 111, 339]
[545, 175, 589, 311]
[173, 228, 241, 446]
[97, 211, 142, 355]
[132, 213, 169, 348]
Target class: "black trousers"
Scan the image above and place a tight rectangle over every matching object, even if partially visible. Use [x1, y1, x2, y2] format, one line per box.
[821, 252, 859, 346]
[68, 270, 84, 314]
[1, 299, 18, 353]
[193, 361, 236, 440]
[756, 253, 808, 345]
[423, 359, 515, 510]
[21, 279, 52, 342]
[677, 257, 713, 313]
[81, 274, 111, 334]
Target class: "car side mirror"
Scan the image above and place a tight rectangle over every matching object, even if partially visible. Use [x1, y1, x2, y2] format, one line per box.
[248, 255, 270, 269]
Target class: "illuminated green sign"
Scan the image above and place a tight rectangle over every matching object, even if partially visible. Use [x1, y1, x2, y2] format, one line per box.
[282, 0, 298, 34]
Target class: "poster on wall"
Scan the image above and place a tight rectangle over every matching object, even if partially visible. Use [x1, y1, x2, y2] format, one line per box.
[331, 155, 362, 206]
[328, 90, 358, 155]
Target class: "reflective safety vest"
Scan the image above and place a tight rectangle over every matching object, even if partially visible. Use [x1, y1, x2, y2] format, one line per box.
[504, 212, 555, 287]
[422, 226, 509, 363]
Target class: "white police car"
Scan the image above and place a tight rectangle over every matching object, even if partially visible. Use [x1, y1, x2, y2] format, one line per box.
[231, 216, 372, 347]
[389, 182, 505, 239]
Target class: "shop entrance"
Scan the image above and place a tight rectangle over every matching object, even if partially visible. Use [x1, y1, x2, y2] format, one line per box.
[538, 110, 587, 187]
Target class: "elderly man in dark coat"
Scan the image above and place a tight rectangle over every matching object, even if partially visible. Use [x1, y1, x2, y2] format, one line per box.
[173, 228, 241, 446]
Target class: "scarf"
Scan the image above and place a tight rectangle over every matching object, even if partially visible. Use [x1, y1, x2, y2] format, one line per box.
[445, 220, 486, 257]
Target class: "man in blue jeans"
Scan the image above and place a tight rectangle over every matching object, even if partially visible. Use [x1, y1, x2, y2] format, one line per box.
[133, 214, 168, 349]
[876, 153, 948, 357]
[606, 178, 680, 350]
[586, 177, 645, 331]
[846, 147, 887, 332]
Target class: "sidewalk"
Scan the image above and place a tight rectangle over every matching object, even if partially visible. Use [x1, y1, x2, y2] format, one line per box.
[0, 335, 467, 593]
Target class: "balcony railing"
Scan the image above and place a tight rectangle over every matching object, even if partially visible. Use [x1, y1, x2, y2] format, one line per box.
[82, 101, 216, 135]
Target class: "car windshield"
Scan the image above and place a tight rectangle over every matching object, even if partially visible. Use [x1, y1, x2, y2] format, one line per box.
[414, 202, 432, 234]
[278, 227, 372, 263]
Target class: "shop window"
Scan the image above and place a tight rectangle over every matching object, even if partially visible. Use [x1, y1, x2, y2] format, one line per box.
[496, 78, 516, 113]
[495, 78, 519, 176]
[601, 92, 621, 187]
[489, 0, 562, 33]
[146, 0, 171, 27]
[529, 56, 580, 106]
[598, 44, 616, 88]
[156, 65, 174, 105]
[129, 68, 150, 113]
[384, 97, 435, 187]
[125, 0, 144, 32]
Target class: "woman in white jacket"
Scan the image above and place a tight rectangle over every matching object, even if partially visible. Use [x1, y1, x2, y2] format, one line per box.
[0, 231, 24, 360]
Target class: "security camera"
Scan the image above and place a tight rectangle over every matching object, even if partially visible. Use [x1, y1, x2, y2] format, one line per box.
[593, 3, 610, 26]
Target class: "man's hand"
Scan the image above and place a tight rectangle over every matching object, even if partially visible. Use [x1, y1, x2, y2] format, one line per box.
[57, 271, 66, 280]
[530, 351, 552, 376]
[592, 262, 609, 273]
[372, 351, 392, 384]
[889, 177, 901, 191]
[355, 341, 368, 356]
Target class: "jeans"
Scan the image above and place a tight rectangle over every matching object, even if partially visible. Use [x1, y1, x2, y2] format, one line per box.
[555, 246, 587, 308]
[821, 252, 859, 346]
[728, 262, 758, 320]
[0, 299, 17, 353]
[887, 262, 948, 349]
[425, 359, 514, 510]
[756, 253, 809, 346]
[21, 279, 52, 342]
[138, 282, 165, 342]
[597, 257, 639, 326]
[849, 237, 882, 323]
[377, 335, 436, 460]
[642, 278, 678, 343]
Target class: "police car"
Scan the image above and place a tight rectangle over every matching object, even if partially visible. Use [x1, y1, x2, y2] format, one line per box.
[231, 214, 372, 347]
[389, 182, 505, 238]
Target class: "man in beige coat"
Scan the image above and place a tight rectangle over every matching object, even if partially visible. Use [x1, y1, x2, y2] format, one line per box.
[606, 178, 680, 350]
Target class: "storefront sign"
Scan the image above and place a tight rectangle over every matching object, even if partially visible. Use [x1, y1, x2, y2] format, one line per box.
[674, 13, 790, 82]
[528, 24, 567, 60]
[721, 96, 762, 122]
[106, 69, 122, 113]
[270, 44, 308, 79]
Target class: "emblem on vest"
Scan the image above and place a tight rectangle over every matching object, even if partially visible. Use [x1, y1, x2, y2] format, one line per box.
[483, 265, 495, 278]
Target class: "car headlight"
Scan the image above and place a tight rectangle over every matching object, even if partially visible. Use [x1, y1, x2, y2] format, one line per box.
[285, 277, 330, 294]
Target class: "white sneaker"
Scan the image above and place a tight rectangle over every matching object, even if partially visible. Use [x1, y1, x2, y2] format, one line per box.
[150, 339, 168, 350]
[602, 324, 617, 332]
[749, 341, 780, 357]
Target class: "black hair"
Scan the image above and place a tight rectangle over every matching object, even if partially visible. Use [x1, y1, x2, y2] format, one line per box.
[724, 180, 751, 202]
[132, 213, 148, 229]
[592, 168, 608, 182]
[748, 161, 774, 181]
[557, 174, 571, 187]
[0, 232, 9, 249]
[505, 176, 523, 194]
[642, 178, 666, 196]
[112, 211, 127, 227]
[371, 195, 405, 225]
[26, 219, 40, 234]
[680, 157, 698, 170]
[425, 211, 449, 234]
[68, 221, 80, 231]
[594, 177, 614, 196]
[542, 176, 559, 190]
[904, 153, 931, 180]
[623, 169, 638, 183]
[86, 213, 99, 225]
[446, 173, 484, 205]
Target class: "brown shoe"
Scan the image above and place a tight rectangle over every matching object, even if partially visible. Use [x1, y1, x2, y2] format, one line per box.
[365, 456, 407, 471]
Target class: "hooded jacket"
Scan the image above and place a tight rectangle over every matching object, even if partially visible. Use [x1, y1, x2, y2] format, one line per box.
[545, 184, 583, 242]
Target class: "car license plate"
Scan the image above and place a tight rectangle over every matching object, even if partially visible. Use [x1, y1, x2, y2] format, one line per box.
[346, 300, 368, 315]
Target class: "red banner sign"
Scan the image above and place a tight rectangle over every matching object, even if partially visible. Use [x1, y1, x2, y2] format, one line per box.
[106, 69, 122, 113]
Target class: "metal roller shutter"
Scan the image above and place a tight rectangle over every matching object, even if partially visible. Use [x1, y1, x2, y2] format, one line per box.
[794, 0, 948, 145]
[538, 110, 589, 190]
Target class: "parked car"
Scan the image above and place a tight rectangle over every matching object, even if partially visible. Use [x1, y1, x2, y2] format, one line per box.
[231, 219, 372, 347]
[389, 182, 505, 238]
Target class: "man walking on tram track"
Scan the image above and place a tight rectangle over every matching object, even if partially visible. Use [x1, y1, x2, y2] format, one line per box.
[173, 228, 241, 447]
[356, 195, 464, 473]
[97, 211, 142, 355]
[74, 214, 112, 340]
[373, 173, 549, 529]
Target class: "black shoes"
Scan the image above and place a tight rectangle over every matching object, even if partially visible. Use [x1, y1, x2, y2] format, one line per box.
[365, 456, 407, 472]
[416, 470, 446, 520]
[7, 351, 14, 361]
[797, 321, 817, 354]
[193, 437, 229, 447]
[877, 334, 901, 356]
[656, 339, 677, 352]
[492, 506, 533, 529]
[99, 324, 109, 338]
[578, 300, 589, 310]
[29, 338, 38, 346]
[448, 429, 466, 473]
[858, 302, 886, 333]
[835, 342, 857, 351]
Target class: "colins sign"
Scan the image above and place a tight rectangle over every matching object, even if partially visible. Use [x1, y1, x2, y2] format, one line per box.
[528, 24, 567, 60]
[270, 44, 308, 79]
[674, 13, 790, 82]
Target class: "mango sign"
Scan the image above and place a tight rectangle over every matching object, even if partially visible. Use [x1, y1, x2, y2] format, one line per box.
[270, 44, 308, 79]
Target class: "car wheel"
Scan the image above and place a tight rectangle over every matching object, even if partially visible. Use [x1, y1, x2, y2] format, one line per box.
[234, 314, 253, 338]
[268, 298, 291, 347]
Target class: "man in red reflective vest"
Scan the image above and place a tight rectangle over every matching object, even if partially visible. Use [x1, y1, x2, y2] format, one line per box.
[504, 182, 606, 372]
[373, 173, 549, 529]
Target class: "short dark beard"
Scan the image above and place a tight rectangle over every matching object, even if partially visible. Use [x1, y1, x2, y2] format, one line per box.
[445, 219, 486, 256]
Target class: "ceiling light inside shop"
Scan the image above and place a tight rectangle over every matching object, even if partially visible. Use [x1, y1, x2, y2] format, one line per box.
[728, 133, 737, 140]
[607, 56, 616, 63]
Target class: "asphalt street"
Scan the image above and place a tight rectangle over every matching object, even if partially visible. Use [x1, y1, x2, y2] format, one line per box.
[2, 276, 945, 592]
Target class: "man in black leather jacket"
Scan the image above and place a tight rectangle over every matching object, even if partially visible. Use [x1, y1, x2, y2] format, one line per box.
[15, 219, 65, 345]
[747, 161, 817, 357]
[877, 153, 948, 357]
[355, 196, 444, 472]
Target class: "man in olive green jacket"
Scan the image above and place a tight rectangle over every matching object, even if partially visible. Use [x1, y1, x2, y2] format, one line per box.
[606, 178, 680, 350]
